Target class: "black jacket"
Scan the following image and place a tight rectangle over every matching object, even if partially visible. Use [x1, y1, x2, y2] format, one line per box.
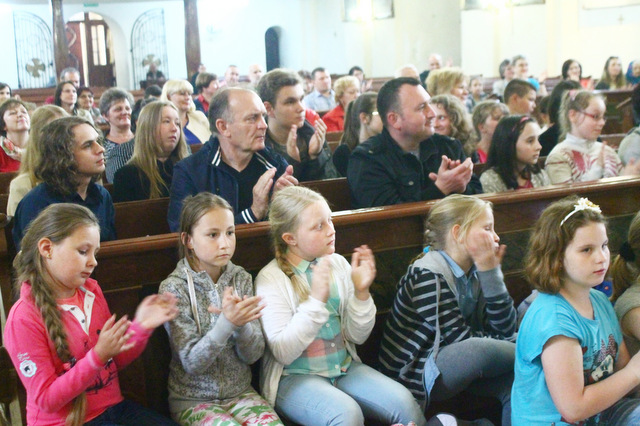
[347, 129, 482, 209]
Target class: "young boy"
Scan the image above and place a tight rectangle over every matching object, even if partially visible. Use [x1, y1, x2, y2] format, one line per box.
[504, 78, 537, 115]
[257, 69, 339, 181]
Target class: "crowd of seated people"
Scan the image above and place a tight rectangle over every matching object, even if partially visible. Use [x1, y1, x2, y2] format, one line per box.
[3, 52, 640, 425]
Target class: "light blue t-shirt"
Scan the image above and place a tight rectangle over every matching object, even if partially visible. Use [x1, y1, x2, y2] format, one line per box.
[512, 290, 622, 425]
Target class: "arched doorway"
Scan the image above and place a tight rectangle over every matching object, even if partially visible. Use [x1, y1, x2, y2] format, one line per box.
[67, 12, 115, 87]
[265, 26, 281, 71]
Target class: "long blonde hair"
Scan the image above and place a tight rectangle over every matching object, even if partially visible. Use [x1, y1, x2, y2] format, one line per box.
[19, 105, 69, 186]
[14, 203, 99, 426]
[269, 186, 328, 301]
[128, 101, 188, 198]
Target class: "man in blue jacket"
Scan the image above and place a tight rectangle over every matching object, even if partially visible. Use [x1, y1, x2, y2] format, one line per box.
[168, 88, 297, 231]
[347, 77, 482, 209]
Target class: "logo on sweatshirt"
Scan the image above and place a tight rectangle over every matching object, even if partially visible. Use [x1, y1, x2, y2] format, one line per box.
[19, 358, 37, 378]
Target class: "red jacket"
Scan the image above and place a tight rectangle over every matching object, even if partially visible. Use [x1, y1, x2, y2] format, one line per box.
[4, 279, 152, 425]
[322, 104, 345, 132]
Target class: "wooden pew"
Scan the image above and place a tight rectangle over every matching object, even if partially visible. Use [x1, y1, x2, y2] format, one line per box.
[0, 172, 17, 195]
[601, 133, 627, 150]
[77, 176, 640, 418]
[110, 178, 352, 240]
[13, 87, 145, 107]
[598, 89, 634, 135]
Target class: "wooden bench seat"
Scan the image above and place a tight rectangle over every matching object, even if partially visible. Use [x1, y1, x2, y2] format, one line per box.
[2, 176, 639, 423]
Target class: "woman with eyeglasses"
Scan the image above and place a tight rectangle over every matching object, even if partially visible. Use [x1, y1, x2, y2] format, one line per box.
[161, 79, 211, 146]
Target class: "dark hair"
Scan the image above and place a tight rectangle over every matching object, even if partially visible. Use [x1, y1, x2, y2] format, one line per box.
[340, 92, 377, 151]
[349, 66, 364, 76]
[257, 69, 302, 105]
[504, 79, 536, 104]
[377, 77, 421, 127]
[485, 115, 540, 189]
[539, 95, 550, 115]
[144, 84, 163, 99]
[632, 82, 640, 117]
[54, 81, 78, 115]
[0, 82, 12, 96]
[548, 80, 581, 125]
[298, 70, 312, 80]
[600, 56, 627, 89]
[195, 72, 218, 93]
[498, 59, 511, 79]
[561, 59, 582, 80]
[35, 116, 99, 197]
[311, 67, 326, 79]
[76, 86, 93, 99]
[0, 99, 28, 137]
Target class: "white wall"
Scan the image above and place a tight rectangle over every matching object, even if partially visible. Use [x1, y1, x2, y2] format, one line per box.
[1, 0, 638, 91]
[461, 0, 640, 80]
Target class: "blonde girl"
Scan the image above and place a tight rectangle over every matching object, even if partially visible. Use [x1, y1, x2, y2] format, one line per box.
[256, 186, 425, 426]
[612, 211, 640, 357]
[380, 194, 516, 426]
[7, 105, 68, 216]
[546, 89, 640, 184]
[4, 203, 178, 426]
[112, 101, 189, 202]
[159, 193, 281, 426]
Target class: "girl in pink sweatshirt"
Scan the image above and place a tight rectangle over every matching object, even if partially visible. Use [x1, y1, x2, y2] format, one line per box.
[4, 203, 179, 426]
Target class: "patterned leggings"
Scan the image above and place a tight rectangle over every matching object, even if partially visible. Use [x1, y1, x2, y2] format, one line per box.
[175, 388, 282, 426]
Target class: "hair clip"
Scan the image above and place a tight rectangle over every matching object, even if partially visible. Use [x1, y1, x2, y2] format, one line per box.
[619, 241, 636, 262]
[560, 198, 602, 227]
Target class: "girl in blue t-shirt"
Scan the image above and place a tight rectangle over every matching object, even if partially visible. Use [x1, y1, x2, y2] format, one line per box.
[512, 197, 640, 425]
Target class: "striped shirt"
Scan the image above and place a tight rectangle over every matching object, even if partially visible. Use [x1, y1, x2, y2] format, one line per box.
[379, 250, 516, 400]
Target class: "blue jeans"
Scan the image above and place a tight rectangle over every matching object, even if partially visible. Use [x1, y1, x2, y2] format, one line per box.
[599, 397, 640, 424]
[431, 337, 515, 426]
[84, 399, 178, 426]
[276, 361, 426, 426]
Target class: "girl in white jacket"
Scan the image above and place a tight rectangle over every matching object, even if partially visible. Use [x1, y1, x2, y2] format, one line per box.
[256, 186, 426, 426]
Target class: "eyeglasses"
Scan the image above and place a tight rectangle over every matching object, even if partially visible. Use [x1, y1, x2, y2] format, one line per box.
[581, 111, 606, 122]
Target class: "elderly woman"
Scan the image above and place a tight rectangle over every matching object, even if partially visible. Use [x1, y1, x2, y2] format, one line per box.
[113, 101, 189, 202]
[54, 81, 93, 124]
[322, 75, 361, 132]
[0, 99, 31, 172]
[7, 105, 68, 216]
[426, 67, 469, 103]
[99, 88, 135, 182]
[161, 79, 210, 146]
